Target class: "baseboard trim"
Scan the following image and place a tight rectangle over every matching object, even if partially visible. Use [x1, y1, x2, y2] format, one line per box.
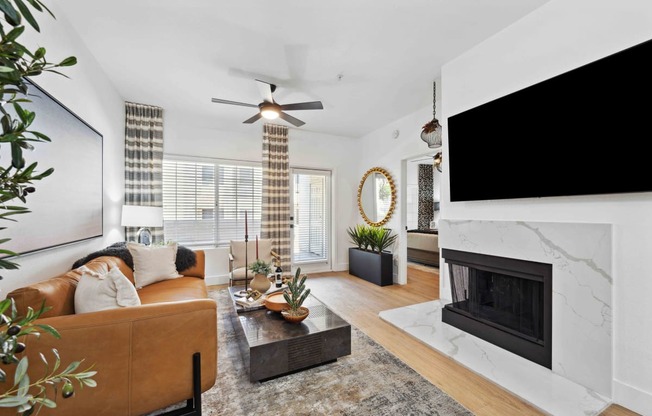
[614, 379, 652, 415]
[334, 262, 348, 272]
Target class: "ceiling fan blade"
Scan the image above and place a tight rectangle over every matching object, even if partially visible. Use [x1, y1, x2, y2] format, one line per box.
[280, 101, 324, 111]
[243, 113, 263, 124]
[211, 98, 258, 108]
[278, 112, 305, 127]
[255, 79, 275, 103]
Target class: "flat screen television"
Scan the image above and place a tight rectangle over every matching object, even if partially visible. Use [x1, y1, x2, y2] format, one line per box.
[447, 38, 652, 202]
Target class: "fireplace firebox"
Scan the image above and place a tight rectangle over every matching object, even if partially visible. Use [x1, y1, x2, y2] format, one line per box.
[441, 249, 552, 368]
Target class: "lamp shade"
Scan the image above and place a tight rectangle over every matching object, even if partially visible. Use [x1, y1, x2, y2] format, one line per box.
[121, 205, 163, 227]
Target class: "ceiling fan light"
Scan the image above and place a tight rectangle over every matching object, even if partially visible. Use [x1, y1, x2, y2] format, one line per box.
[261, 109, 279, 119]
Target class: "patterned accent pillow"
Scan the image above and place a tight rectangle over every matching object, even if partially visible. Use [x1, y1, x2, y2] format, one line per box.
[74, 266, 141, 314]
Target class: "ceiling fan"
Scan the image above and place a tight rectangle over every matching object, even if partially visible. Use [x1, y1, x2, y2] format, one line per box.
[211, 79, 323, 127]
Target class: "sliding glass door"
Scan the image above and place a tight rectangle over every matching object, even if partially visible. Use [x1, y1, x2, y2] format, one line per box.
[291, 169, 331, 268]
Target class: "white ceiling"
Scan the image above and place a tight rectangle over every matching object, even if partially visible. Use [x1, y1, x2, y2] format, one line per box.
[57, 0, 549, 138]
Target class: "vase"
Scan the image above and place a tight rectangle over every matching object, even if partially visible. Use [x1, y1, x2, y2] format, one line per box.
[250, 273, 271, 293]
[281, 307, 309, 323]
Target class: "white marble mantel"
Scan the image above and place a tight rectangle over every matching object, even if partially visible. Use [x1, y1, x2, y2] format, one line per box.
[381, 220, 613, 415]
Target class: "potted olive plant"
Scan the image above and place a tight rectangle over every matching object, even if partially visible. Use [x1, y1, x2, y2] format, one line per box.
[281, 267, 310, 323]
[0, 1, 96, 413]
[347, 224, 397, 286]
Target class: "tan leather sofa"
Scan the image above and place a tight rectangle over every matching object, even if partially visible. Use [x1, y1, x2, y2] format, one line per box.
[2, 250, 217, 416]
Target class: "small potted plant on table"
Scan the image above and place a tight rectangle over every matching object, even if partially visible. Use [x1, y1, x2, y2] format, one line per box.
[248, 259, 272, 293]
[282, 267, 311, 323]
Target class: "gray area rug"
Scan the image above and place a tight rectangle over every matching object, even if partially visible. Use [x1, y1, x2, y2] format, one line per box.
[196, 289, 473, 416]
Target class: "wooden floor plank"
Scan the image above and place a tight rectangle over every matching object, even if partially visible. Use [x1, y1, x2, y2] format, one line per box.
[209, 264, 637, 415]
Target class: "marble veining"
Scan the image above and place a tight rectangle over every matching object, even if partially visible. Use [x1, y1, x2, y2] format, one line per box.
[380, 301, 611, 416]
[437, 220, 612, 398]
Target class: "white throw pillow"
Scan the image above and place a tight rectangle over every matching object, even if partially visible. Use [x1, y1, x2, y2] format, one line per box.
[74, 266, 141, 314]
[128, 242, 182, 288]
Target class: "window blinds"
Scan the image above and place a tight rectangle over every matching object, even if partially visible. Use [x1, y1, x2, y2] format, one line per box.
[162, 158, 262, 247]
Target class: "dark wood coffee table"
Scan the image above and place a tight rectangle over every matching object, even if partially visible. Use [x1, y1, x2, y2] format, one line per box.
[228, 286, 351, 381]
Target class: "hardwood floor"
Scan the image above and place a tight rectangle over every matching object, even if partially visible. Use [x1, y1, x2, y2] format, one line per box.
[211, 265, 638, 415]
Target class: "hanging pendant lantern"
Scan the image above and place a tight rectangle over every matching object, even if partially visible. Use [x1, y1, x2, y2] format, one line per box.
[421, 82, 442, 149]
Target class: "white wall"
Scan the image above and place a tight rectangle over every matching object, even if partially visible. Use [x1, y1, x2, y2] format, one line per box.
[163, 116, 359, 281]
[441, 0, 652, 412]
[0, 5, 124, 294]
[355, 95, 438, 284]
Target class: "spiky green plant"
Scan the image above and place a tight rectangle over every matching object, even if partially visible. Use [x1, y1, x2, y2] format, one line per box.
[282, 267, 311, 315]
[346, 224, 367, 250]
[368, 227, 397, 253]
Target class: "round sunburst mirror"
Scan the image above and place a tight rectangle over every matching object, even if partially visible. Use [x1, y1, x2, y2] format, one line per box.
[357, 167, 396, 226]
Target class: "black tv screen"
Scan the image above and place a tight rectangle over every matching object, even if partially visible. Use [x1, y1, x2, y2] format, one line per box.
[448, 38, 652, 202]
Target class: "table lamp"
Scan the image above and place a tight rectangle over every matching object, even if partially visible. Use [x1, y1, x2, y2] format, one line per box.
[121, 205, 163, 246]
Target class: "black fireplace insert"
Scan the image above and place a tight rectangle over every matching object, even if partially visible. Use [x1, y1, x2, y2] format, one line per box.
[441, 249, 552, 368]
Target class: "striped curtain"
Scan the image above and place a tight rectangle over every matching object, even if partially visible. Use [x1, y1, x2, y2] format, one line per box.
[261, 124, 291, 271]
[124, 102, 164, 243]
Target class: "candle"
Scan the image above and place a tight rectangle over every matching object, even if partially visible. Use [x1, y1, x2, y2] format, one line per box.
[244, 210, 248, 236]
[256, 235, 259, 259]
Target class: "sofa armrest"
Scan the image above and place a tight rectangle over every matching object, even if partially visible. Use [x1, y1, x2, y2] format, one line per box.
[16, 299, 217, 416]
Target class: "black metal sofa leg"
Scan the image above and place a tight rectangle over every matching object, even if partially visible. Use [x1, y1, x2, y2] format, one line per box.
[159, 352, 202, 416]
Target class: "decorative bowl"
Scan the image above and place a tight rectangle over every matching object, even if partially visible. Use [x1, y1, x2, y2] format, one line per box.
[264, 292, 289, 312]
[281, 307, 309, 323]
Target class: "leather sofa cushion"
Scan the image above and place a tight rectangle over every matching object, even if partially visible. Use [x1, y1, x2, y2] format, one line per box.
[137, 277, 208, 305]
[6, 251, 206, 319]
[179, 249, 205, 279]
[7, 256, 133, 319]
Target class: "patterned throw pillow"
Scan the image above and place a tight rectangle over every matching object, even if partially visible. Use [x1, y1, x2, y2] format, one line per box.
[74, 266, 141, 314]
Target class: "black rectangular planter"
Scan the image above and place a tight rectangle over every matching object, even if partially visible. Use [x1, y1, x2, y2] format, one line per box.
[348, 248, 393, 286]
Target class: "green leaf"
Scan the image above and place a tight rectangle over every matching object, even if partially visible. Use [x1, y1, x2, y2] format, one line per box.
[33, 0, 53, 18]
[25, 131, 50, 141]
[24, 0, 41, 11]
[0, 0, 20, 25]
[0, 258, 20, 269]
[0, 66, 17, 73]
[11, 142, 25, 169]
[61, 360, 80, 374]
[58, 56, 76, 67]
[36, 398, 56, 408]
[13, 0, 40, 31]
[31, 167, 54, 180]
[0, 396, 30, 407]
[0, 298, 11, 314]
[17, 373, 29, 397]
[36, 324, 60, 339]
[14, 357, 28, 387]
[52, 348, 61, 372]
[4, 24, 25, 41]
[80, 378, 97, 388]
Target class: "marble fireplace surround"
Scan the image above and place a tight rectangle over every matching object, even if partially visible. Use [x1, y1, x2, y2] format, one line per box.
[381, 220, 613, 414]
